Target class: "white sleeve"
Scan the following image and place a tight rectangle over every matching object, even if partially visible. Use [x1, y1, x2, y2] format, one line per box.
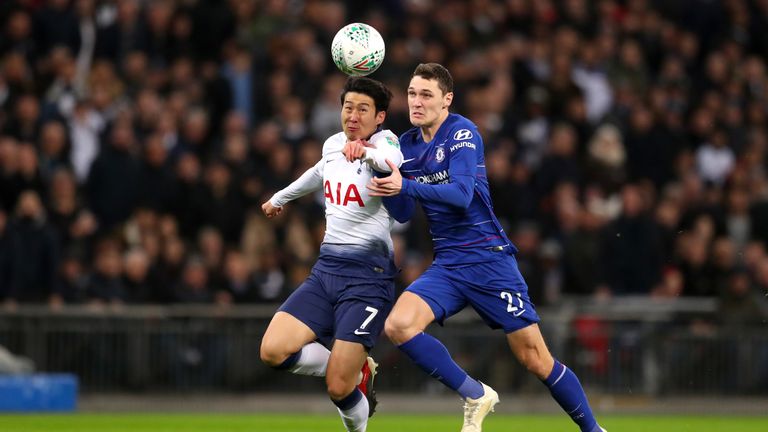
[269, 159, 324, 207]
[362, 131, 403, 172]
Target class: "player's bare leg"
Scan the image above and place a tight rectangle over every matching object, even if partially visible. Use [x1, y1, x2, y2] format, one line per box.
[505, 323, 555, 379]
[385, 292, 498, 431]
[327, 340, 370, 432]
[507, 324, 604, 432]
[260, 311, 329, 376]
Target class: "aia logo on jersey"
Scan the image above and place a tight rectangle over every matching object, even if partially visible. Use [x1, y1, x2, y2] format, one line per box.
[324, 180, 365, 207]
[435, 147, 445, 162]
[453, 129, 473, 140]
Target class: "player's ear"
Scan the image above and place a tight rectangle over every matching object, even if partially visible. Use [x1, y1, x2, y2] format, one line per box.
[375, 110, 386, 126]
[443, 92, 453, 109]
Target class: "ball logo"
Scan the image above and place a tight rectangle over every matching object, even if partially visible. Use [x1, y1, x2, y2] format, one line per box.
[453, 129, 473, 141]
[435, 147, 445, 162]
[331, 23, 386, 76]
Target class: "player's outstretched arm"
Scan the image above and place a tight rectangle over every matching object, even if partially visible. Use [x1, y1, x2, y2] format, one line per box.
[402, 174, 474, 209]
[268, 158, 324, 209]
[370, 157, 474, 209]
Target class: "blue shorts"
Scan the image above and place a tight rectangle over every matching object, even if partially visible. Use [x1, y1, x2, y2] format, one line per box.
[279, 259, 395, 349]
[407, 253, 540, 333]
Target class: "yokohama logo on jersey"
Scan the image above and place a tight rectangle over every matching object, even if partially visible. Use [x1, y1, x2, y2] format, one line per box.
[412, 169, 450, 185]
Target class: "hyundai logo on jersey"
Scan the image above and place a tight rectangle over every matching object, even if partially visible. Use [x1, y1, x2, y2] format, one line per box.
[450, 141, 476, 152]
[453, 128, 473, 140]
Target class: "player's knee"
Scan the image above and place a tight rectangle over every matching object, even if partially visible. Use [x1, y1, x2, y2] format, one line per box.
[326, 375, 355, 401]
[384, 314, 415, 345]
[259, 339, 286, 368]
[517, 348, 552, 379]
[519, 355, 543, 377]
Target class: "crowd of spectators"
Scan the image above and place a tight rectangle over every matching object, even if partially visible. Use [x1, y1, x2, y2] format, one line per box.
[0, 0, 766, 324]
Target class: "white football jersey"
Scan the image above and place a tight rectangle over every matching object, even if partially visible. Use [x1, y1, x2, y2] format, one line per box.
[269, 129, 403, 252]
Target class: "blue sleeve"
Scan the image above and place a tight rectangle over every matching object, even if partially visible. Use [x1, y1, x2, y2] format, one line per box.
[400, 130, 479, 209]
[401, 175, 474, 209]
[382, 194, 415, 223]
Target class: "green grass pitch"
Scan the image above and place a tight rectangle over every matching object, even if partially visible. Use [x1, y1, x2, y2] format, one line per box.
[2, 413, 767, 432]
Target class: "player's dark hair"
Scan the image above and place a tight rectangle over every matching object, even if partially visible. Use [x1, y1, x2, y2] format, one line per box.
[412, 63, 454, 95]
[340, 77, 393, 113]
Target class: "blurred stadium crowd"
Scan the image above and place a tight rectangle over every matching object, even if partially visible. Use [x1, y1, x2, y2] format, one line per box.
[0, 0, 766, 323]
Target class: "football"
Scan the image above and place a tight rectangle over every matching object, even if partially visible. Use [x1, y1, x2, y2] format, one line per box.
[330, 23, 385, 76]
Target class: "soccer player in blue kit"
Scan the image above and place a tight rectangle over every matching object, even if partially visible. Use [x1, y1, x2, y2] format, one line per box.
[260, 77, 403, 432]
[368, 63, 606, 432]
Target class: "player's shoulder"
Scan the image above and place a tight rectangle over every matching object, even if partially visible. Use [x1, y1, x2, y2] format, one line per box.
[399, 126, 421, 145]
[445, 113, 480, 142]
[370, 129, 400, 149]
[322, 131, 346, 156]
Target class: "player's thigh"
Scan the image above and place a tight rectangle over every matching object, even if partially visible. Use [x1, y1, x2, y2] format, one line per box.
[326, 339, 368, 392]
[271, 271, 336, 347]
[261, 311, 318, 356]
[403, 265, 467, 325]
[462, 256, 541, 332]
[334, 276, 395, 349]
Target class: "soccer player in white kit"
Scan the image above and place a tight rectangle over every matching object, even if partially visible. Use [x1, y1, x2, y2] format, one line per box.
[259, 77, 403, 432]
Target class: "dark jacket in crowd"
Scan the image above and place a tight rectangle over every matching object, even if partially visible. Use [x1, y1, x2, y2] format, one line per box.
[601, 214, 663, 295]
[6, 217, 59, 302]
[86, 146, 141, 231]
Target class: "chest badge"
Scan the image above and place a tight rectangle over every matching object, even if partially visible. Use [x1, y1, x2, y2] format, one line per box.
[435, 147, 445, 162]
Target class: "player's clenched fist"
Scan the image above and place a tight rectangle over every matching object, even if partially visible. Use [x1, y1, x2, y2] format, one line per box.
[261, 200, 283, 218]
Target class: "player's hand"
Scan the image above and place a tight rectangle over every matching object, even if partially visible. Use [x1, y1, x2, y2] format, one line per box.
[367, 159, 402, 196]
[261, 200, 283, 218]
[342, 139, 375, 162]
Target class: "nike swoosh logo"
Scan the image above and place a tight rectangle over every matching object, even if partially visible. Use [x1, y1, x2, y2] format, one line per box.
[402, 158, 416, 163]
[354, 329, 371, 335]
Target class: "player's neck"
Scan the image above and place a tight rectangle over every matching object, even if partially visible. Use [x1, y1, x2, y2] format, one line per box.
[420, 111, 449, 143]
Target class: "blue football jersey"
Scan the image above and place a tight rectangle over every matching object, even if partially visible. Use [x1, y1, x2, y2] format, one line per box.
[385, 113, 518, 266]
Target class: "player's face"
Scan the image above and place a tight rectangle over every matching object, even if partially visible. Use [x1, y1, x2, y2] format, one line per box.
[341, 92, 385, 141]
[407, 76, 453, 128]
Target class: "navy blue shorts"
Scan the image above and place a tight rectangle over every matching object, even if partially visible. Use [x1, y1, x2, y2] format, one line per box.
[407, 253, 540, 333]
[279, 264, 395, 349]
